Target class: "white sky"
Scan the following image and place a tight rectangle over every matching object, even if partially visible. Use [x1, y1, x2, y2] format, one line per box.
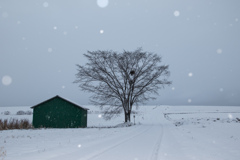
[1, 0, 240, 106]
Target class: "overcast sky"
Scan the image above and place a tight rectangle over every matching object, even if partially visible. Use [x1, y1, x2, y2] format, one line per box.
[1, 0, 240, 107]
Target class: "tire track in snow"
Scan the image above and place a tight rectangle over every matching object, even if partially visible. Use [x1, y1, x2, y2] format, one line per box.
[84, 124, 164, 160]
[150, 124, 164, 160]
[46, 125, 152, 160]
[83, 125, 153, 160]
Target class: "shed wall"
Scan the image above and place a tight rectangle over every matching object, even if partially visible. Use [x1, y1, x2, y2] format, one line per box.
[32, 97, 87, 128]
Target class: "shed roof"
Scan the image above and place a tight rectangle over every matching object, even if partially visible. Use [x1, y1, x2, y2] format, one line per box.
[31, 95, 89, 110]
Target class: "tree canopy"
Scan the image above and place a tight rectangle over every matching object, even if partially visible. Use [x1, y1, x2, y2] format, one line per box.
[74, 48, 171, 122]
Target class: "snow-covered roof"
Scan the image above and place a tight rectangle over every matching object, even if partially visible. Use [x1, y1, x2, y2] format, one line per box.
[31, 95, 89, 110]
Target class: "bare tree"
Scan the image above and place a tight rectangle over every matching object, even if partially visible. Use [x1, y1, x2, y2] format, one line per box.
[74, 48, 171, 122]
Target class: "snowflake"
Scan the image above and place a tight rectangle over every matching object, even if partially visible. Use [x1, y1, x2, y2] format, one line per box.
[78, 144, 81, 148]
[63, 31, 68, 35]
[188, 72, 193, 77]
[188, 99, 192, 103]
[2, 75, 12, 86]
[97, 0, 109, 8]
[48, 48, 53, 53]
[216, 49, 222, 54]
[98, 114, 102, 118]
[43, 2, 49, 8]
[173, 10, 180, 17]
[219, 88, 224, 92]
[228, 114, 233, 119]
[53, 26, 57, 30]
[100, 30, 104, 34]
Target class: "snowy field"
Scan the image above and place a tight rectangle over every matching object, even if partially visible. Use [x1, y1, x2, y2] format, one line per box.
[1, 105, 240, 160]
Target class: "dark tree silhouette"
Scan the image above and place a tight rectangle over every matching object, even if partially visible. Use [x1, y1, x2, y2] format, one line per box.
[74, 48, 171, 122]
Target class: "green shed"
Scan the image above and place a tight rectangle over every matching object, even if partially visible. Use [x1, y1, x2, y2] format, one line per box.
[31, 95, 88, 128]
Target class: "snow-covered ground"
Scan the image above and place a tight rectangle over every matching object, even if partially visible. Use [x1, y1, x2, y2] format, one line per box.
[1, 105, 240, 160]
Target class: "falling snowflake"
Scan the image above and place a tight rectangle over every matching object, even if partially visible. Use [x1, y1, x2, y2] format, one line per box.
[48, 48, 53, 53]
[235, 18, 239, 22]
[98, 114, 102, 118]
[75, 26, 79, 29]
[43, 2, 49, 8]
[188, 72, 193, 77]
[2, 75, 12, 86]
[97, 0, 109, 8]
[22, 37, 26, 40]
[100, 30, 104, 34]
[171, 87, 175, 90]
[78, 144, 81, 148]
[219, 88, 224, 92]
[173, 10, 180, 17]
[228, 114, 233, 119]
[17, 21, 21, 24]
[216, 49, 222, 54]
[188, 99, 192, 103]
[62, 85, 65, 89]
[53, 26, 57, 30]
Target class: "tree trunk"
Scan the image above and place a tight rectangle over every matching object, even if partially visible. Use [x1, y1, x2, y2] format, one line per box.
[124, 112, 131, 123]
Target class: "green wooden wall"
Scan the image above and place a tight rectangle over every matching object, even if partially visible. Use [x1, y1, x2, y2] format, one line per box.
[32, 96, 87, 128]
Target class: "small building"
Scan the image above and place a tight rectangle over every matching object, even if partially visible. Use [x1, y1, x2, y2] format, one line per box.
[31, 95, 88, 128]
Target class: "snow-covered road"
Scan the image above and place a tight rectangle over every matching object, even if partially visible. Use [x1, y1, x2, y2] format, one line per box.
[81, 125, 163, 160]
[43, 124, 163, 160]
[3, 124, 164, 160]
